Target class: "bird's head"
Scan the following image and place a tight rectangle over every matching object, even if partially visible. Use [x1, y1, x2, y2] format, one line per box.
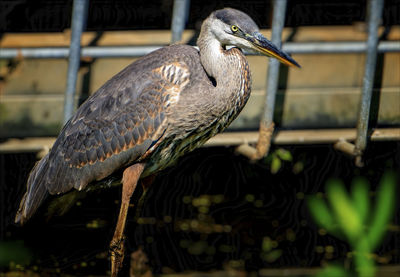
[207, 8, 300, 68]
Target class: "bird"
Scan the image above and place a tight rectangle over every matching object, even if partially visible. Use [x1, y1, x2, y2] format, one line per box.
[15, 7, 300, 276]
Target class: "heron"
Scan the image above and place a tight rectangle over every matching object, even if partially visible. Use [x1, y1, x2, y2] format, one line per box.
[15, 8, 299, 276]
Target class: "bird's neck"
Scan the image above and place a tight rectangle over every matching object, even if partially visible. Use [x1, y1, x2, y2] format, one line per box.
[197, 27, 249, 91]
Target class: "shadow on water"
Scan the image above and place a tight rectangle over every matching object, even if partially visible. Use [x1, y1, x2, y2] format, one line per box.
[0, 141, 399, 276]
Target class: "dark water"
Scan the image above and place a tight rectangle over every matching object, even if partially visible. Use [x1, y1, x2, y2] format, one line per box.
[1, 142, 399, 276]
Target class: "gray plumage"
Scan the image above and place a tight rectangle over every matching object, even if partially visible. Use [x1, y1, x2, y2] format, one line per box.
[16, 8, 299, 224]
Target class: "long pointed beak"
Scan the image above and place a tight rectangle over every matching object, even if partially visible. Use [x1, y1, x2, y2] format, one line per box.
[249, 32, 300, 68]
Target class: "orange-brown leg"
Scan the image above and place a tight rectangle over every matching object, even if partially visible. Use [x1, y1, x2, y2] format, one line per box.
[110, 163, 145, 277]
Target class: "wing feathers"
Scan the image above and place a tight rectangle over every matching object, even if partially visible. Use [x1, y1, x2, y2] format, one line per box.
[17, 50, 194, 223]
[15, 154, 50, 224]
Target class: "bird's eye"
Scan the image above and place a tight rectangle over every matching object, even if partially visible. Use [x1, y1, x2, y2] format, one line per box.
[231, 25, 239, 33]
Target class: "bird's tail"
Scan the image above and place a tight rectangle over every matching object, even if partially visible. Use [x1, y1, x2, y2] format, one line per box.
[15, 154, 50, 224]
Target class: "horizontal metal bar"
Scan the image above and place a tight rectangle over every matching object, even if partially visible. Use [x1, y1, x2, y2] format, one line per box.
[1, 128, 398, 153]
[0, 46, 161, 59]
[282, 41, 400, 54]
[1, 41, 399, 59]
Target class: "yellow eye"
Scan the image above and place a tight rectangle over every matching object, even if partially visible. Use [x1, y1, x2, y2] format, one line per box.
[231, 25, 239, 32]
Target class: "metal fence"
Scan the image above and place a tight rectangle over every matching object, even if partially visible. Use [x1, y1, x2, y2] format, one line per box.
[0, 0, 398, 166]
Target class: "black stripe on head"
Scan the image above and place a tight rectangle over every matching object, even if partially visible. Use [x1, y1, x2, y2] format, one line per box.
[214, 8, 259, 33]
[215, 9, 237, 26]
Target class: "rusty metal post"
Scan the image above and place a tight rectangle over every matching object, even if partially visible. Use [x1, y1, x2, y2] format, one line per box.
[241, 0, 287, 160]
[335, 0, 385, 166]
[354, 0, 385, 166]
[63, 0, 89, 124]
[171, 0, 190, 44]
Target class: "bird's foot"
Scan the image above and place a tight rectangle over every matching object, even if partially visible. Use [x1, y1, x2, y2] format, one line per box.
[110, 236, 125, 277]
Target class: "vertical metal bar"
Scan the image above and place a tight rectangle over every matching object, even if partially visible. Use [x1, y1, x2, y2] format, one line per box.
[263, 0, 287, 127]
[354, 0, 384, 166]
[63, 0, 89, 124]
[250, 0, 287, 160]
[171, 0, 190, 44]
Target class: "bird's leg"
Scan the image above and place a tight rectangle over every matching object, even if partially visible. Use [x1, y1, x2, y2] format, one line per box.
[134, 175, 155, 221]
[110, 163, 145, 277]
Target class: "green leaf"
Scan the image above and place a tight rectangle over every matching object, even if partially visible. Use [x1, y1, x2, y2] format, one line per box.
[262, 237, 273, 252]
[292, 161, 304, 174]
[264, 249, 282, 262]
[276, 148, 293, 161]
[351, 177, 370, 226]
[326, 179, 362, 243]
[307, 196, 336, 232]
[270, 155, 282, 174]
[367, 172, 397, 251]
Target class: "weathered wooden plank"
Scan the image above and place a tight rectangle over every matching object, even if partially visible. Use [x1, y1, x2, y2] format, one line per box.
[1, 88, 399, 137]
[229, 87, 400, 129]
[1, 128, 399, 153]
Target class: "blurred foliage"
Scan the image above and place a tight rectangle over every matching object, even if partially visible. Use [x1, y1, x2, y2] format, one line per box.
[308, 172, 397, 277]
[261, 236, 282, 263]
[178, 194, 230, 234]
[0, 240, 32, 268]
[265, 147, 305, 175]
[178, 193, 288, 267]
[316, 263, 351, 277]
